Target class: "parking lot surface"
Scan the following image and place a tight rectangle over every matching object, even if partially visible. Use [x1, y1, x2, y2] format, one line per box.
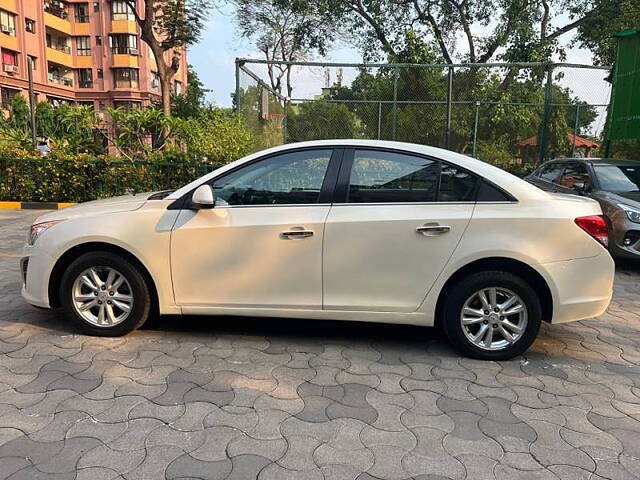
[1, 209, 640, 479]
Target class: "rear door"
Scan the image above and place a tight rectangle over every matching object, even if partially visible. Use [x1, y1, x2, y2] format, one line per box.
[322, 148, 476, 313]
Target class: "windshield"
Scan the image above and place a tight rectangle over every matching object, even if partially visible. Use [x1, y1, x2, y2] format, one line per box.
[594, 165, 640, 193]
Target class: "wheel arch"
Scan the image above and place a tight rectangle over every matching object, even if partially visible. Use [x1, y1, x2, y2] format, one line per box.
[48, 242, 159, 312]
[434, 257, 553, 328]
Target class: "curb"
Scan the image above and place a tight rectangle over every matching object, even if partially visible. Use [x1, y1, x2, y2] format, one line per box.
[0, 202, 76, 210]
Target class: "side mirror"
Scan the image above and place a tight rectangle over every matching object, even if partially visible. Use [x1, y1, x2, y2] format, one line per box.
[191, 184, 215, 209]
[573, 182, 588, 194]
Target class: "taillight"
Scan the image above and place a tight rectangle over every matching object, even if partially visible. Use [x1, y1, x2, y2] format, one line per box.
[575, 215, 608, 248]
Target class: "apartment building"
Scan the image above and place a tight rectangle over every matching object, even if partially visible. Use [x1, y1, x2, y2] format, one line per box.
[0, 0, 187, 110]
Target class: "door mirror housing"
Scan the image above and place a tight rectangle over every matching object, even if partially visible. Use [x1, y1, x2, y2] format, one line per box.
[573, 182, 588, 194]
[191, 184, 215, 209]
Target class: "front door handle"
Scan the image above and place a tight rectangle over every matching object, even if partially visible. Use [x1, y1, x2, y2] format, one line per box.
[416, 224, 451, 236]
[281, 228, 314, 239]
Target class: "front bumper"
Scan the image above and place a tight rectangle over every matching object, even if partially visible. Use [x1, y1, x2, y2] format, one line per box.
[20, 246, 55, 309]
[541, 250, 614, 324]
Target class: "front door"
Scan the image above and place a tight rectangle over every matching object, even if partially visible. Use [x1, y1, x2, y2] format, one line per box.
[171, 148, 338, 309]
[323, 149, 475, 312]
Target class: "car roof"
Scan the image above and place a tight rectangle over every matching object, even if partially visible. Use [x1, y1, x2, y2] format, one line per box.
[167, 139, 550, 202]
[549, 157, 640, 166]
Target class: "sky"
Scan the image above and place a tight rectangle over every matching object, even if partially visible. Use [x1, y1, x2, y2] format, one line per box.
[188, 3, 612, 134]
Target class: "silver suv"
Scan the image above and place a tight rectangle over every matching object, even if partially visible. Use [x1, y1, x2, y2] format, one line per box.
[526, 158, 640, 259]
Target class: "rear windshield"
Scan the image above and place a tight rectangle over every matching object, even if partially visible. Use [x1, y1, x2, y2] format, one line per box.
[594, 165, 640, 193]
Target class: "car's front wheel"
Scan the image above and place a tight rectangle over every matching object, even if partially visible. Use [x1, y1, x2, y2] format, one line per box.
[60, 251, 151, 336]
[442, 271, 541, 360]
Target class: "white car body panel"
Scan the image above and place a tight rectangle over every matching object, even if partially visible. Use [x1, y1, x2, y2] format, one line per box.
[22, 140, 614, 330]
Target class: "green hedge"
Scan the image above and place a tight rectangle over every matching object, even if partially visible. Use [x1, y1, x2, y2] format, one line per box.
[0, 152, 219, 203]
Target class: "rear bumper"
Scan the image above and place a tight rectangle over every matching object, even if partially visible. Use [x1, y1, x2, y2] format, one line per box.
[541, 250, 614, 324]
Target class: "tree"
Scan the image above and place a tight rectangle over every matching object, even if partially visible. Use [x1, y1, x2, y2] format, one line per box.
[235, 0, 333, 97]
[287, 101, 363, 141]
[301, 0, 617, 64]
[171, 64, 211, 118]
[123, 0, 214, 116]
[8, 95, 30, 131]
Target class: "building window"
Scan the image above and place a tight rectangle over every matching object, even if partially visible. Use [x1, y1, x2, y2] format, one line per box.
[97, 68, 103, 78]
[94, 2, 100, 12]
[75, 3, 89, 23]
[110, 34, 138, 55]
[114, 101, 141, 111]
[111, 1, 136, 21]
[76, 36, 91, 56]
[25, 18, 36, 34]
[1, 87, 19, 108]
[47, 33, 71, 54]
[173, 80, 183, 95]
[95, 35, 102, 46]
[2, 49, 18, 74]
[0, 9, 16, 36]
[113, 68, 139, 88]
[151, 72, 160, 90]
[78, 68, 93, 88]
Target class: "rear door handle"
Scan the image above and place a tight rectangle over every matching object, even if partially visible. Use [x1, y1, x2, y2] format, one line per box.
[280, 228, 314, 239]
[416, 224, 451, 236]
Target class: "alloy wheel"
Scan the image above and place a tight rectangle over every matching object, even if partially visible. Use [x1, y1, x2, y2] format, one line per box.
[460, 287, 528, 351]
[71, 266, 134, 327]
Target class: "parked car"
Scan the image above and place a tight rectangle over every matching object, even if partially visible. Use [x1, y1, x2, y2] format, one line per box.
[526, 158, 640, 259]
[21, 140, 614, 360]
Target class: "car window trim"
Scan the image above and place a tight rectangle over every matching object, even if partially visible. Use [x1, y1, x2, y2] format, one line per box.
[168, 146, 343, 210]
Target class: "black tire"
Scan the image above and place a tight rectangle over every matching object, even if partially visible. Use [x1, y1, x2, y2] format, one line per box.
[441, 271, 542, 360]
[60, 251, 151, 336]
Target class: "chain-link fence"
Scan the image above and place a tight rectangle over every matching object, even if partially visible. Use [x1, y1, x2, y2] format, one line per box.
[235, 60, 611, 171]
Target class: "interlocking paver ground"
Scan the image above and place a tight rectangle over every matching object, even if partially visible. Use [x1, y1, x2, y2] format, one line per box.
[2, 208, 640, 479]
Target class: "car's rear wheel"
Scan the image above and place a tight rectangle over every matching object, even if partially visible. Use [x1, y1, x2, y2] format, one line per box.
[442, 271, 541, 360]
[60, 251, 151, 336]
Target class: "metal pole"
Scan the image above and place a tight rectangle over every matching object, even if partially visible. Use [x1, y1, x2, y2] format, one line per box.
[472, 101, 480, 158]
[27, 56, 37, 148]
[572, 104, 580, 157]
[392, 68, 398, 140]
[445, 67, 453, 150]
[234, 59, 241, 113]
[377, 102, 382, 140]
[538, 65, 554, 165]
[283, 99, 288, 144]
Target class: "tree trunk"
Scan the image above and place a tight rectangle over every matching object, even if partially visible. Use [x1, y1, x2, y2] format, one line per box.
[158, 68, 173, 117]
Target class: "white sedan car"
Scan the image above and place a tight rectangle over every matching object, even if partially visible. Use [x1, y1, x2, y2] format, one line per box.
[21, 140, 614, 360]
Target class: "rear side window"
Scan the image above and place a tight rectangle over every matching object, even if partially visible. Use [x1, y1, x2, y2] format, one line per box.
[348, 150, 439, 203]
[346, 149, 481, 203]
[477, 180, 514, 201]
[538, 163, 565, 183]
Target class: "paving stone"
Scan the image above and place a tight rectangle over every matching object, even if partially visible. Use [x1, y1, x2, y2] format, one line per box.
[0, 211, 640, 480]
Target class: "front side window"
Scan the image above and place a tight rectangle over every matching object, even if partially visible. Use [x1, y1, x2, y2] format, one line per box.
[76, 36, 91, 56]
[210, 149, 332, 206]
[113, 68, 139, 88]
[559, 163, 590, 190]
[111, 0, 136, 20]
[595, 165, 640, 193]
[0, 9, 16, 36]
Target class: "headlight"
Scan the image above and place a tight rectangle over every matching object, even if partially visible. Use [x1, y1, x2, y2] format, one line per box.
[27, 220, 65, 246]
[617, 203, 640, 224]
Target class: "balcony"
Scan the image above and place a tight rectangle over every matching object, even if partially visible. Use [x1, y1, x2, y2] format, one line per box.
[44, 1, 71, 35]
[44, 1, 69, 20]
[48, 71, 73, 87]
[112, 54, 139, 68]
[47, 47, 73, 67]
